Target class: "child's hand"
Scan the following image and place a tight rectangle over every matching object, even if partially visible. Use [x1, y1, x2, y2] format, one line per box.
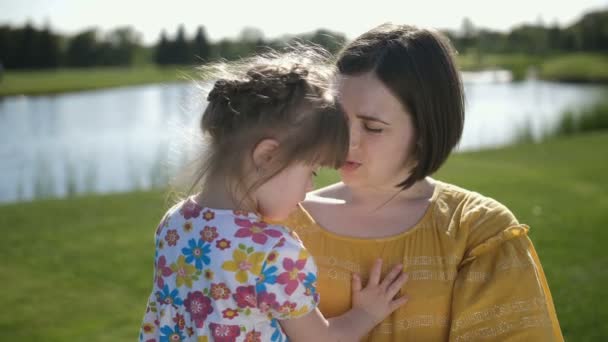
[351, 258, 409, 326]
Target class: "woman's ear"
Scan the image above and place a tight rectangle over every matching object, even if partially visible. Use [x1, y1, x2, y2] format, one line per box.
[252, 138, 280, 172]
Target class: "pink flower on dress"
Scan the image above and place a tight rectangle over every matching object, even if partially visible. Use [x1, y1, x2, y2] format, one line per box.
[173, 313, 186, 330]
[180, 199, 202, 219]
[155, 255, 173, 288]
[209, 323, 241, 342]
[257, 292, 279, 313]
[165, 229, 180, 246]
[216, 238, 231, 250]
[203, 209, 215, 221]
[184, 291, 213, 328]
[266, 250, 279, 264]
[201, 226, 219, 242]
[244, 330, 262, 342]
[276, 257, 308, 295]
[274, 237, 286, 248]
[142, 323, 155, 334]
[234, 218, 282, 245]
[183, 221, 193, 233]
[233, 285, 257, 308]
[210, 283, 231, 300]
[222, 308, 239, 319]
[277, 301, 297, 315]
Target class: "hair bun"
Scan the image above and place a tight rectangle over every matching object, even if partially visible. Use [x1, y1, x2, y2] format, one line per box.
[207, 79, 235, 102]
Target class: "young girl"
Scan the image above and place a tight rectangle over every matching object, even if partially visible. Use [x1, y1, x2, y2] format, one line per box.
[139, 49, 409, 342]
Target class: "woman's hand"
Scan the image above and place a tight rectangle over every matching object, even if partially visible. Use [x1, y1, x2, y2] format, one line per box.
[351, 258, 409, 326]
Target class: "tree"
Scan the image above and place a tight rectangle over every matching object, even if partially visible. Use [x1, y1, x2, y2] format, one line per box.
[66, 29, 99, 67]
[173, 24, 191, 64]
[39, 23, 61, 68]
[193, 26, 211, 63]
[155, 30, 170, 65]
[300, 29, 346, 54]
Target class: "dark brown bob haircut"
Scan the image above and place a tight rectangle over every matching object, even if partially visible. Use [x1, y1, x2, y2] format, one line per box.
[337, 23, 465, 189]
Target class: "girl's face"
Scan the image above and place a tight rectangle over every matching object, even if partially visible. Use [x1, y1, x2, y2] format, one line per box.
[337, 71, 417, 191]
[255, 162, 317, 221]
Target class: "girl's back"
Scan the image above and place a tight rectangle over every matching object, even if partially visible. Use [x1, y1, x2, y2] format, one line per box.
[140, 196, 318, 341]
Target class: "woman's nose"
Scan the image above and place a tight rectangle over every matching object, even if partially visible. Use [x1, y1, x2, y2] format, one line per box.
[349, 126, 360, 150]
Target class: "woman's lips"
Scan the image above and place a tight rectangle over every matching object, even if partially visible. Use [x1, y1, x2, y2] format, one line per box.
[341, 161, 361, 172]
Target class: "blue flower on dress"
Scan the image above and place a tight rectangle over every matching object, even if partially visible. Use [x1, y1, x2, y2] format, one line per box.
[182, 238, 211, 269]
[160, 324, 185, 342]
[155, 284, 184, 306]
[255, 260, 278, 293]
[303, 272, 317, 292]
[270, 318, 286, 342]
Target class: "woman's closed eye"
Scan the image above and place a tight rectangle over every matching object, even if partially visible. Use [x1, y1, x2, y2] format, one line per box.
[363, 123, 384, 133]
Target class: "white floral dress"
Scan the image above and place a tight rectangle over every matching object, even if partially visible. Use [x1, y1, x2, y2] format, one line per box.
[139, 197, 319, 342]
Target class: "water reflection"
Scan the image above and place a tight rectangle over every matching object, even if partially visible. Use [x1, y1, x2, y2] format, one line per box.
[0, 76, 606, 204]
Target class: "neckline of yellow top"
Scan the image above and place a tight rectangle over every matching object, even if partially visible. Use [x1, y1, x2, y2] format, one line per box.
[298, 179, 445, 243]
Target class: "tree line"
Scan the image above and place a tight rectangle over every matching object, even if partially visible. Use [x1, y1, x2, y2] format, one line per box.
[446, 10, 608, 55]
[1, 9, 606, 70]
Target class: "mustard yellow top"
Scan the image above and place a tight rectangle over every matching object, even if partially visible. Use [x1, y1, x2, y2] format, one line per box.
[281, 180, 563, 341]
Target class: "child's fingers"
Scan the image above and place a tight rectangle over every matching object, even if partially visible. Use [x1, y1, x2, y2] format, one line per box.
[389, 294, 409, 312]
[379, 263, 403, 291]
[387, 272, 409, 298]
[352, 272, 362, 293]
[368, 258, 383, 286]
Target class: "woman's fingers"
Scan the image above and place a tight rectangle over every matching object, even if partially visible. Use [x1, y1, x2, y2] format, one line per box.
[368, 258, 383, 286]
[386, 272, 409, 298]
[389, 294, 409, 312]
[379, 263, 403, 290]
[352, 272, 362, 293]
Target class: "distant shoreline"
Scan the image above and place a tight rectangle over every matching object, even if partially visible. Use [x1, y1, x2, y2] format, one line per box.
[2, 53, 607, 97]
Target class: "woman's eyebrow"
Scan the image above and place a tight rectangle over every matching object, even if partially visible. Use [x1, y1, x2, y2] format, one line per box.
[356, 114, 390, 125]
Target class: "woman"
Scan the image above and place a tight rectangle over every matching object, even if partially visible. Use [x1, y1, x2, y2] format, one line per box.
[283, 23, 563, 341]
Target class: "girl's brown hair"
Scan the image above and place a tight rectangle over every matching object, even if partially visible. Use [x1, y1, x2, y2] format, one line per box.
[189, 47, 349, 205]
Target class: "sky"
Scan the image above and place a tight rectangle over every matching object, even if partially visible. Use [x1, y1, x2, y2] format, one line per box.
[1, 0, 607, 45]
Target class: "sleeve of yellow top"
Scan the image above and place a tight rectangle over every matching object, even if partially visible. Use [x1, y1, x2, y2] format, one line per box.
[449, 225, 564, 341]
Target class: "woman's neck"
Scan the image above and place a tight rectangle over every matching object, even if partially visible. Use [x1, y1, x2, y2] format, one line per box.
[342, 177, 436, 209]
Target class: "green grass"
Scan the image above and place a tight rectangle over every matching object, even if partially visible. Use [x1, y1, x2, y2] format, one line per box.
[457, 52, 544, 80]
[1, 133, 607, 341]
[539, 53, 608, 83]
[457, 52, 608, 83]
[0, 66, 197, 97]
[554, 99, 608, 136]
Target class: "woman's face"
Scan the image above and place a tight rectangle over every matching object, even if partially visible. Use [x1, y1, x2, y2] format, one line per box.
[337, 71, 417, 191]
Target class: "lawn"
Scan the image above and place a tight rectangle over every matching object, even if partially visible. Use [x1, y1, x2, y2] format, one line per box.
[0, 66, 195, 97]
[1, 132, 606, 341]
[457, 52, 608, 83]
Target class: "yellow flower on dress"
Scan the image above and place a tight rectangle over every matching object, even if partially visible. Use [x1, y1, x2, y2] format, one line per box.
[198, 336, 208, 342]
[298, 248, 309, 260]
[290, 305, 310, 318]
[222, 248, 265, 283]
[170, 255, 197, 288]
